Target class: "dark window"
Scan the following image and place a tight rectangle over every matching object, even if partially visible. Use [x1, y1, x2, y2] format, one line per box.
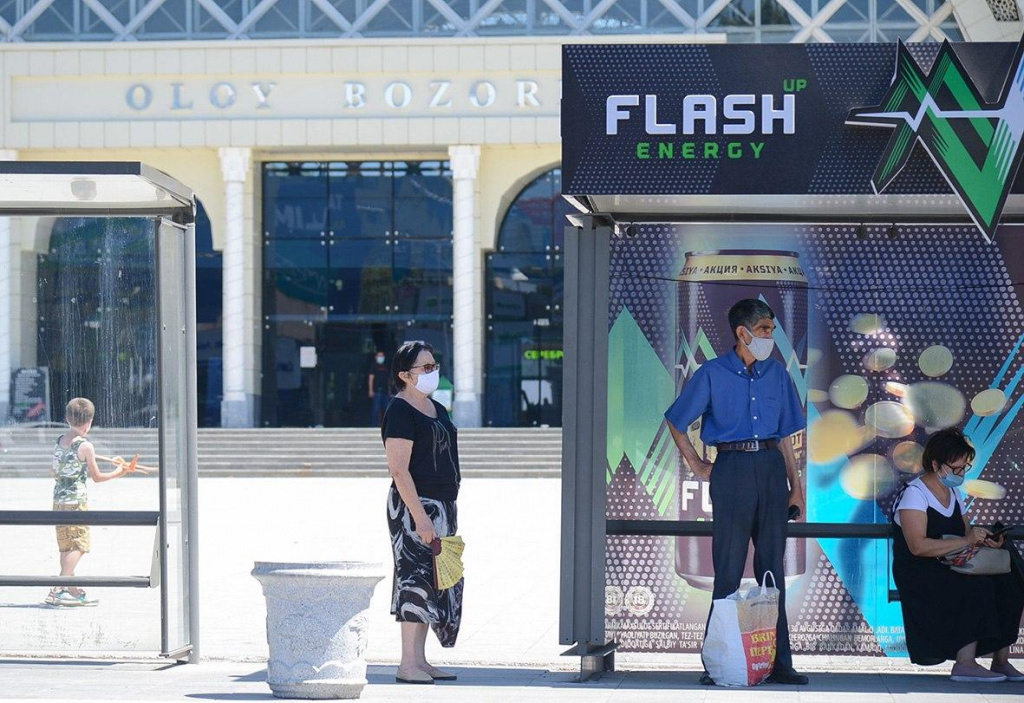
[195, 202, 223, 428]
[261, 160, 454, 427]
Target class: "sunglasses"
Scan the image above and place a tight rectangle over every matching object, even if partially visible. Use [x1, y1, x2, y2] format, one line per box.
[409, 363, 441, 373]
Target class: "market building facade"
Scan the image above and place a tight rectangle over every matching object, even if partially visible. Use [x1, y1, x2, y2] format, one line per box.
[0, 0, 1016, 428]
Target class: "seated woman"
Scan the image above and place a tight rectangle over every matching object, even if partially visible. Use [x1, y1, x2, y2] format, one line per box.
[892, 427, 1024, 682]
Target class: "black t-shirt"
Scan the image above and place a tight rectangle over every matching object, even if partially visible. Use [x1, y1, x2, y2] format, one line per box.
[371, 363, 389, 393]
[381, 397, 460, 501]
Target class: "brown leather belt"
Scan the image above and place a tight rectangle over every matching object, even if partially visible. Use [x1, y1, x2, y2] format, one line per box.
[715, 439, 779, 452]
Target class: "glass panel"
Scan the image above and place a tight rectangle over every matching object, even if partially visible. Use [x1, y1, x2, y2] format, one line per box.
[485, 253, 559, 426]
[25, 0, 77, 38]
[37, 219, 158, 427]
[264, 239, 329, 317]
[327, 162, 393, 239]
[393, 239, 453, 320]
[361, 0, 415, 34]
[708, 0, 756, 27]
[264, 163, 328, 240]
[592, 0, 645, 32]
[328, 238, 393, 317]
[392, 161, 453, 239]
[0, 216, 161, 653]
[261, 319, 319, 427]
[308, 0, 360, 32]
[253, 0, 302, 35]
[422, 0, 469, 32]
[478, 0, 530, 33]
[157, 218, 190, 656]
[498, 173, 556, 252]
[138, 0, 189, 35]
[761, 0, 795, 25]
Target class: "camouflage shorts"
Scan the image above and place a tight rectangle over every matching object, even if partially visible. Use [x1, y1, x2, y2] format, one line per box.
[54, 502, 91, 553]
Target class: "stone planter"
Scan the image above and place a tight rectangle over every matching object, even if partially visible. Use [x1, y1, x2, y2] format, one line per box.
[252, 561, 385, 699]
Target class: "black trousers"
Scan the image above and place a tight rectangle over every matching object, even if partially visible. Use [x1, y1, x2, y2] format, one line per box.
[707, 447, 794, 670]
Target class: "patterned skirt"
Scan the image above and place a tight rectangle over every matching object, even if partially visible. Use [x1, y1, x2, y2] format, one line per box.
[386, 484, 463, 647]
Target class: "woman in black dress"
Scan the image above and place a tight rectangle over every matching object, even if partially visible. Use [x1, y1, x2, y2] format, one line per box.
[892, 428, 1024, 682]
[381, 342, 463, 685]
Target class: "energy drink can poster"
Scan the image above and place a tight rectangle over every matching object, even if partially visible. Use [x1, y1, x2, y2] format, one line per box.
[675, 250, 808, 592]
[605, 223, 1024, 656]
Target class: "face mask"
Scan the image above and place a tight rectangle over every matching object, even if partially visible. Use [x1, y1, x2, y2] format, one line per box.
[742, 327, 775, 362]
[939, 470, 965, 488]
[413, 369, 440, 395]
[376, 355, 385, 365]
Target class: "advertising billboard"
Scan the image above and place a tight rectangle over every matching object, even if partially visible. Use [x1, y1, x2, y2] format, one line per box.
[604, 222, 1024, 655]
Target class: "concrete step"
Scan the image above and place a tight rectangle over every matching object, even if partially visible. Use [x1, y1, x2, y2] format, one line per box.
[0, 427, 563, 478]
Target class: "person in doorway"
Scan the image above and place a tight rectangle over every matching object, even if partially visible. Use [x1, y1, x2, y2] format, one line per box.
[381, 342, 463, 684]
[46, 397, 128, 607]
[891, 427, 1024, 682]
[369, 349, 390, 426]
[664, 299, 808, 685]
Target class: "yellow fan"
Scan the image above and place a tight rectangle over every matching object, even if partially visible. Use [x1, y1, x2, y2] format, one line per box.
[431, 536, 465, 590]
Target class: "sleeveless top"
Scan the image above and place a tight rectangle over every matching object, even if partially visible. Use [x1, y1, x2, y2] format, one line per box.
[52, 436, 88, 505]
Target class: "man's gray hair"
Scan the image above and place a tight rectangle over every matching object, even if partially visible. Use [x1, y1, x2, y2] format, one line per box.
[727, 299, 775, 339]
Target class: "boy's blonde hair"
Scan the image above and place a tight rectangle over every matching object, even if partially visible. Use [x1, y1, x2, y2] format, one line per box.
[65, 398, 95, 427]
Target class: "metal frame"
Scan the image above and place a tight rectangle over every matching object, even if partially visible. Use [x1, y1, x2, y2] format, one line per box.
[558, 215, 613, 681]
[0, 161, 200, 663]
[0, 0, 965, 41]
[557, 211, 1024, 679]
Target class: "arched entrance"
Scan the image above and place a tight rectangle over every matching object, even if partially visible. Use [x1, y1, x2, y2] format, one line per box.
[484, 167, 573, 427]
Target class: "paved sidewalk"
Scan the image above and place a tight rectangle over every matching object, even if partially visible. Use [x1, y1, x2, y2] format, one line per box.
[1, 659, 1023, 702]
[1, 477, 1021, 701]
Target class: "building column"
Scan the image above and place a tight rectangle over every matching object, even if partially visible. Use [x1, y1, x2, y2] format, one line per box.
[449, 145, 483, 428]
[219, 147, 254, 427]
[0, 149, 17, 422]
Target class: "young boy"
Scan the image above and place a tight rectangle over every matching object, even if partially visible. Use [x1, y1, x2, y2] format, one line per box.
[46, 398, 126, 607]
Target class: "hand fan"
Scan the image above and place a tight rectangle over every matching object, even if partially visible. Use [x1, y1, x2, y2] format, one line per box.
[431, 536, 465, 590]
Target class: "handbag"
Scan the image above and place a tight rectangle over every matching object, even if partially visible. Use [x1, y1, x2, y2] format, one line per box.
[940, 536, 1011, 575]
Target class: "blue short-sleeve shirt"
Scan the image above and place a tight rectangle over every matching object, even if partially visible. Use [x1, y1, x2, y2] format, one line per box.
[664, 350, 806, 446]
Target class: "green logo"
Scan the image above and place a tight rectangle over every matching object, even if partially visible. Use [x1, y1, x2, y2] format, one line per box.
[846, 39, 1024, 241]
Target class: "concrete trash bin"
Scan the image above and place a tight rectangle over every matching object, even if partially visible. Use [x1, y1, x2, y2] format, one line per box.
[252, 561, 385, 699]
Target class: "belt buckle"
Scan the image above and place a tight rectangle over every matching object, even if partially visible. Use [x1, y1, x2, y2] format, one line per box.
[745, 440, 760, 452]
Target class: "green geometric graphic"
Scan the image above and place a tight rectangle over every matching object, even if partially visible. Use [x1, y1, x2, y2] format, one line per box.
[607, 307, 676, 514]
[846, 38, 1024, 241]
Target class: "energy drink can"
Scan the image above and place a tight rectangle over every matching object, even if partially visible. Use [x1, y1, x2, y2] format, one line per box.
[674, 249, 808, 590]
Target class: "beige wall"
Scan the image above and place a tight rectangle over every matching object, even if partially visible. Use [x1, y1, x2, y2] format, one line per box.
[18, 149, 226, 248]
[478, 144, 561, 252]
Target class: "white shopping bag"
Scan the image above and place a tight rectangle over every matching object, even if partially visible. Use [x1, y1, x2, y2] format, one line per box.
[701, 571, 779, 686]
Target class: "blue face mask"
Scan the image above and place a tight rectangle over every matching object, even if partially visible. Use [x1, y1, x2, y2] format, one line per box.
[939, 471, 965, 488]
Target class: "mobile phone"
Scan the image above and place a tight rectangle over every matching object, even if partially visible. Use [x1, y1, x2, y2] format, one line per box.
[989, 524, 1016, 538]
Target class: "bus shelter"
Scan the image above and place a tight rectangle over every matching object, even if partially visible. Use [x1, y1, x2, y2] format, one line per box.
[0, 162, 199, 662]
[558, 40, 1024, 677]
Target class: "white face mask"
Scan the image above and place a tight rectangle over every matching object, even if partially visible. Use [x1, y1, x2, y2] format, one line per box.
[742, 327, 775, 362]
[412, 369, 440, 395]
[376, 355, 386, 365]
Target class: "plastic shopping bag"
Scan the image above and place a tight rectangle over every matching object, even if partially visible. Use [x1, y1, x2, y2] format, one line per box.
[701, 571, 779, 686]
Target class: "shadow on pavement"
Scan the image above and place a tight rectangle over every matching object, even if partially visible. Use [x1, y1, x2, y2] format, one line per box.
[228, 669, 268, 683]
[186, 695, 275, 701]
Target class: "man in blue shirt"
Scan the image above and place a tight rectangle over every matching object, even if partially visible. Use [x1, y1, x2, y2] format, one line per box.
[665, 298, 808, 685]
